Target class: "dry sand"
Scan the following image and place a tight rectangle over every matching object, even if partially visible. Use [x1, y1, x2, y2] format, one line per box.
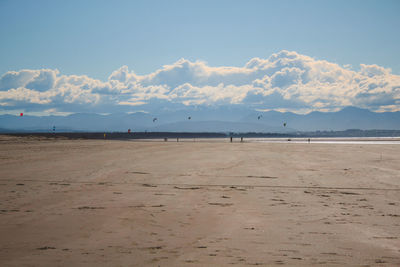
[0, 135, 399, 266]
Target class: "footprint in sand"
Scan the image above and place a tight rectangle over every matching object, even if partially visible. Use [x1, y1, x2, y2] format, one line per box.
[37, 246, 56, 250]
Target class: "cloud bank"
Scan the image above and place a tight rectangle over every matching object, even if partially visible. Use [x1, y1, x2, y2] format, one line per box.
[1, 50, 399, 114]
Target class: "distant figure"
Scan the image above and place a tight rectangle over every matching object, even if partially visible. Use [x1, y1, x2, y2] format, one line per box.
[128, 129, 131, 134]
[283, 122, 287, 127]
[230, 137, 233, 142]
[53, 126, 56, 135]
[188, 116, 191, 120]
[257, 115, 262, 120]
[164, 138, 168, 142]
[241, 137, 243, 142]
[153, 118, 157, 122]
[177, 138, 179, 142]
[104, 133, 106, 139]
[308, 138, 310, 143]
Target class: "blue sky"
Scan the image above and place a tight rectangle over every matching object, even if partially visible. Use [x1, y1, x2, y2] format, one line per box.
[1, 0, 399, 79]
[0, 0, 399, 115]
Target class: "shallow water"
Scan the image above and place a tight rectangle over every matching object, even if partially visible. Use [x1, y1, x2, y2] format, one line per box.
[249, 137, 400, 145]
[133, 136, 400, 144]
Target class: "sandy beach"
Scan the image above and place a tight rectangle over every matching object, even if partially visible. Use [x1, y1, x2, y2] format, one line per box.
[0, 135, 399, 266]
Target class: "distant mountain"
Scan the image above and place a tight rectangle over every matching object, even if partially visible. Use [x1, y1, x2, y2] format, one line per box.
[0, 106, 399, 133]
[148, 120, 293, 133]
[240, 107, 400, 131]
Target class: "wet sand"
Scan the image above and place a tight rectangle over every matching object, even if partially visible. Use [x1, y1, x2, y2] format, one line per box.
[0, 135, 399, 266]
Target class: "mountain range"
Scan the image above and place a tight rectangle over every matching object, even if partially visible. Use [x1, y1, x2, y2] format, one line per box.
[0, 107, 399, 133]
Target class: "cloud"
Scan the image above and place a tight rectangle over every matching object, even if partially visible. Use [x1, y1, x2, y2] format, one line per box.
[1, 50, 400, 114]
[108, 65, 138, 83]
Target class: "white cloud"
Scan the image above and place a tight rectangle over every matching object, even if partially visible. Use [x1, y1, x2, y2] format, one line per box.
[108, 65, 138, 83]
[1, 50, 400, 114]
[0, 69, 38, 91]
[118, 100, 147, 106]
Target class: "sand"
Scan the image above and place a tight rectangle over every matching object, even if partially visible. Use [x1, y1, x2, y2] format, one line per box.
[0, 135, 399, 266]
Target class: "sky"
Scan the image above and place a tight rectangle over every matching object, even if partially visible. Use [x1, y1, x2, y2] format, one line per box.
[0, 0, 399, 115]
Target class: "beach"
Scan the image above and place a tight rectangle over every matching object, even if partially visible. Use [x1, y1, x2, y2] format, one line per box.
[0, 135, 399, 266]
